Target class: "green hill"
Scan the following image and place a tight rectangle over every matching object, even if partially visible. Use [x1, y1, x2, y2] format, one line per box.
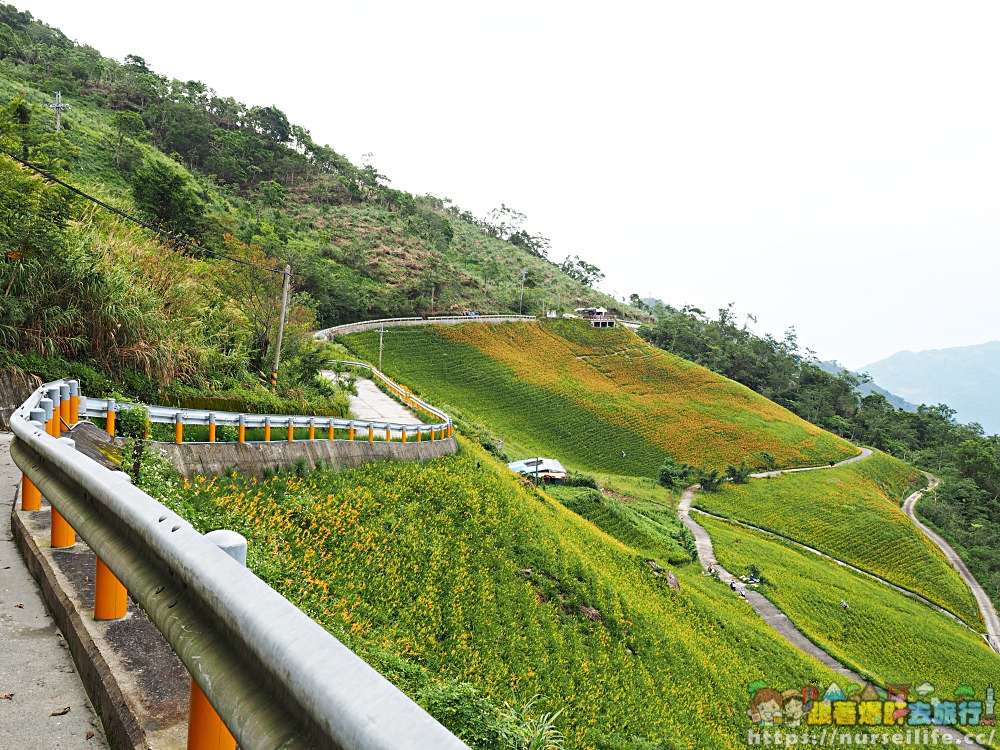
[340, 319, 859, 476]
[163, 443, 845, 750]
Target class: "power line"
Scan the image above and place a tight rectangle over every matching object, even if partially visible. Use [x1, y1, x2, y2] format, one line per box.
[2, 150, 286, 276]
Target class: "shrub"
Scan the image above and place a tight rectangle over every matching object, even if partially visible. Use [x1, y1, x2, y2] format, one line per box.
[565, 470, 598, 489]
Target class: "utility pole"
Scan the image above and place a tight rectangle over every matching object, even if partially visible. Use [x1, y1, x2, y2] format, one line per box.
[377, 325, 386, 372]
[519, 269, 527, 314]
[46, 92, 70, 132]
[270, 264, 291, 389]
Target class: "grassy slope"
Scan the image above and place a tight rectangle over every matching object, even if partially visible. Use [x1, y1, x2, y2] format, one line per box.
[693, 453, 981, 625]
[171, 442, 845, 749]
[700, 515, 1000, 699]
[341, 320, 857, 477]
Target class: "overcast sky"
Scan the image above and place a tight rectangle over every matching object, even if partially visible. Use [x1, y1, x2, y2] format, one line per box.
[19, 1, 1000, 369]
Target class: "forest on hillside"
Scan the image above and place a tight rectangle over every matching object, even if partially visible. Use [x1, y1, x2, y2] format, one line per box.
[0, 2, 616, 407]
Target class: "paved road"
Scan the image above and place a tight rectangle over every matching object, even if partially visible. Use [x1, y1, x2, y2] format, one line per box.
[750, 446, 872, 478]
[322, 373, 423, 436]
[0, 432, 108, 747]
[903, 475, 1000, 652]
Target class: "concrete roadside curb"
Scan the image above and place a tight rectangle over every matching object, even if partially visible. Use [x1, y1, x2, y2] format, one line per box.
[10, 498, 147, 749]
[10, 489, 189, 749]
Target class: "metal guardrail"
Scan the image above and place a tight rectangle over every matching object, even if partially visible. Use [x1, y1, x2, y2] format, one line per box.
[80, 365, 452, 442]
[10, 380, 468, 749]
[314, 314, 537, 340]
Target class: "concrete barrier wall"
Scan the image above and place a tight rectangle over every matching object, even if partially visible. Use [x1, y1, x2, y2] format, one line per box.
[158, 436, 458, 479]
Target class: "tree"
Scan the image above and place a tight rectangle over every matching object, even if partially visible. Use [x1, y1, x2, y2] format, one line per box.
[559, 255, 604, 287]
[113, 110, 145, 168]
[255, 179, 285, 221]
[130, 158, 205, 237]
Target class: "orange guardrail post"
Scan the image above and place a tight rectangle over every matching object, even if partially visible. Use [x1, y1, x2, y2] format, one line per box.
[348, 425, 354, 441]
[368, 425, 374, 442]
[188, 681, 236, 750]
[175, 413, 184, 444]
[187, 530, 245, 750]
[416, 428, 422, 443]
[328, 423, 334, 440]
[309, 420, 316, 441]
[264, 417, 271, 442]
[21, 475, 41, 511]
[50, 438, 76, 548]
[47, 387, 61, 436]
[238, 414, 246, 443]
[39, 397, 54, 438]
[21, 414, 43, 510]
[106, 397, 116, 437]
[208, 414, 216, 443]
[68, 380, 80, 426]
[401, 428, 407, 443]
[448, 425, 454, 438]
[59, 383, 70, 427]
[287, 422, 295, 442]
[95, 557, 128, 620]
[51, 509, 75, 548]
[385, 426, 391, 442]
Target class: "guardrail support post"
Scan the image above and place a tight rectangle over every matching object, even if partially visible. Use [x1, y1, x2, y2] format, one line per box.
[59, 383, 70, 427]
[309, 419, 316, 441]
[238, 414, 246, 444]
[106, 397, 116, 437]
[402, 428, 407, 443]
[328, 423, 334, 441]
[385, 426, 391, 442]
[287, 421, 295, 442]
[51, 438, 77, 548]
[349, 426, 354, 441]
[39, 397, 54, 438]
[21, 412, 46, 511]
[416, 428, 422, 442]
[47, 387, 61, 436]
[208, 414, 216, 443]
[264, 417, 271, 442]
[368, 424, 373, 442]
[175, 413, 184, 444]
[68, 379, 80, 426]
[448, 425, 454, 438]
[95, 472, 131, 620]
[187, 529, 246, 750]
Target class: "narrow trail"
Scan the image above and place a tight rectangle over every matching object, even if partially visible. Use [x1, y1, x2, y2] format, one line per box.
[687, 505, 973, 628]
[677, 483, 986, 749]
[904, 474, 1000, 652]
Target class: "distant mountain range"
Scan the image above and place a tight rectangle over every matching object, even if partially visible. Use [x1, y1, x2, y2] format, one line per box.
[858, 341, 1000, 435]
[814, 361, 918, 413]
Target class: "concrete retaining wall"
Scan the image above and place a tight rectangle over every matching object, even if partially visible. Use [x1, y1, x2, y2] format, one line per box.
[158, 437, 458, 479]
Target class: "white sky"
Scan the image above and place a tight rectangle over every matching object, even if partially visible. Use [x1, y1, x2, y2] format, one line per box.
[18, 0, 1000, 369]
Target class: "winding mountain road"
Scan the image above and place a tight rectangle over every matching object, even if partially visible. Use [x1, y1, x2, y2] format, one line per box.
[903, 475, 1000, 651]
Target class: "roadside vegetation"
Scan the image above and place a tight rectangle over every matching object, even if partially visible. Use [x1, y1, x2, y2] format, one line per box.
[149, 441, 844, 750]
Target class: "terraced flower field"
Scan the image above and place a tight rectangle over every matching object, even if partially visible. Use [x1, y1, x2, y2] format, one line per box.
[700, 514, 1000, 694]
[693, 453, 981, 625]
[164, 443, 846, 749]
[340, 320, 857, 476]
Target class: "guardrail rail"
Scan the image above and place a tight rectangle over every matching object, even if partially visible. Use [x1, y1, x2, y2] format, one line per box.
[10, 378, 468, 749]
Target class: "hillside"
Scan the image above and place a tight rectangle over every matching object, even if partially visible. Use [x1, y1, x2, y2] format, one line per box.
[0, 3, 630, 409]
[162, 442, 848, 750]
[861, 341, 1000, 435]
[340, 320, 859, 477]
